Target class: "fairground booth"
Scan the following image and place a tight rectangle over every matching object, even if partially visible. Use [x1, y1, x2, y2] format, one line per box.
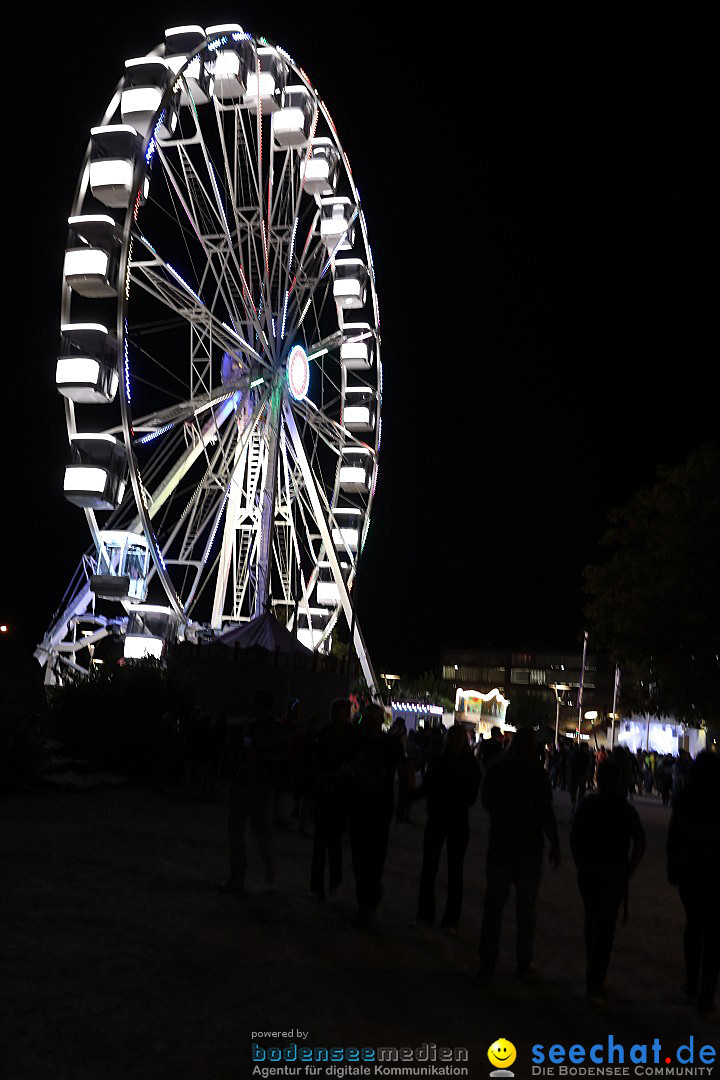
[454, 687, 513, 738]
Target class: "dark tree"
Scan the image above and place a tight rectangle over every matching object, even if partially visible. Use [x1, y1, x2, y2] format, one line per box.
[584, 447, 720, 726]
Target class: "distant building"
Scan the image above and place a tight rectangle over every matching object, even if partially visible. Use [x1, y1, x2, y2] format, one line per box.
[440, 647, 614, 739]
[440, 647, 710, 752]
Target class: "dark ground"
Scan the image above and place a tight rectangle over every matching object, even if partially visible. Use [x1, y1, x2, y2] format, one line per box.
[3, 782, 718, 1079]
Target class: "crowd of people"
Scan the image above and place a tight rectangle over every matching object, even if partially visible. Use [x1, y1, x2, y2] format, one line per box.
[543, 741, 695, 806]
[218, 693, 720, 1022]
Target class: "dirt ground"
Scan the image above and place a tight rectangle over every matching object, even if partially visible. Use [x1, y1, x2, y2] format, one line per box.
[2, 779, 718, 1079]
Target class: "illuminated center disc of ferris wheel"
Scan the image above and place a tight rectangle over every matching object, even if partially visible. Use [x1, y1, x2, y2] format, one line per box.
[287, 344, 310, 401]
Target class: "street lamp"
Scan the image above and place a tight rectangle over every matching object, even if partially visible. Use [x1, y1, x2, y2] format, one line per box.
[549, 683, 571, 746]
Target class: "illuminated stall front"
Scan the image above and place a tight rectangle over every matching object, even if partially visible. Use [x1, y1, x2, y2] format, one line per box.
[454, 687, 512, 737]
[390, 701, 449, 731]
[616, 716, 707, 757]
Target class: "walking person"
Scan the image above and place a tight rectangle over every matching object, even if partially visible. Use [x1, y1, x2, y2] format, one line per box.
[477, 726, 561, 981]
[220, 689, 289, 894]
[570, 759, 646, 1004]
[481, 725, 504, 770]
[390, 716, 412, 822]
[310, 699, 354, 900]
[657, 754, 673, 807]
[348, 703, 404, 925]
[568, 742, 591, 809]
[413, 724, 481, 931]
[667, 751, 720, 1020]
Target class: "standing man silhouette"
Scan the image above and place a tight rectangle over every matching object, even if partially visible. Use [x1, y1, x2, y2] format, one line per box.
[667, 751, 720, 1019]
[570, 759, 646, 1003]
[478, 726, 561, 981]
[348, 703, 403, 925]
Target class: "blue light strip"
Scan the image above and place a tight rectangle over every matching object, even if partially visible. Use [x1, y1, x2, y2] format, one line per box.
[137, 422, 175, 445]
[166, 264, 203, 304]
[203, 488, 230, 563]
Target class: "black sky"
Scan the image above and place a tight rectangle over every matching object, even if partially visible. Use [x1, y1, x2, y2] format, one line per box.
[5, 3, 718, 672]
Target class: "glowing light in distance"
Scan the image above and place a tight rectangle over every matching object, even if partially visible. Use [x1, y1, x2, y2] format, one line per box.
[287, 345, 310, 401]
[454, 687, 510, 711]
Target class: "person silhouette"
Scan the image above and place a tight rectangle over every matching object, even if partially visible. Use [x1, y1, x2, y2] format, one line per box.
[568, 742, 591, 808]
[347, 703, 403, 925]
[481, 725, 504, 770]
[310, 698, 353, 899]
[477, 726, 561, 981]
[413, 724, 481, 931]
[667, 751, 720, 1019]
[220, 689, 289, 894]
[570, 758, 646, 1003]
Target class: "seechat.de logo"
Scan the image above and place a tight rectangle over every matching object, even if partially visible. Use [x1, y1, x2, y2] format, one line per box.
[488, 1037, 517, 1077]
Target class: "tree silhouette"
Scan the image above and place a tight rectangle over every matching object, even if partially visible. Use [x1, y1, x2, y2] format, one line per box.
[584, 446, 720, 726]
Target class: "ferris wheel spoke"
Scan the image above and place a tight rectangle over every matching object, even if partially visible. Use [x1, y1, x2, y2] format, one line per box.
[290, 396, 357, 456]
[279, 206, 319, 339]
[136, 394, 240, 525]
[129, 254, 266, 370]
[208, 383, 276, 625]
[191, 118, 272, 346]
[244, 54, 274, 342]
[280, 430, 325, 628]
[211, 99, 267, 338]
[123, 374, 258, 437]
[283, 402, 376, 688]
[156, 142, 270, 353]
[128, 384, 270, 608]
[284, 416, 334, 511]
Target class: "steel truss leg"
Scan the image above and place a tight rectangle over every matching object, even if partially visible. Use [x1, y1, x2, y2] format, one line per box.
[283, 402, 379, 699]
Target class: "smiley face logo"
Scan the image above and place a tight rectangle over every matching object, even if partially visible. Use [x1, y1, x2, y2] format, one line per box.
[488, 1038, 517, 1073]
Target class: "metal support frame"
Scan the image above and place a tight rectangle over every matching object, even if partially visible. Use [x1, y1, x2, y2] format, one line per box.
[284, 401, 378, 697]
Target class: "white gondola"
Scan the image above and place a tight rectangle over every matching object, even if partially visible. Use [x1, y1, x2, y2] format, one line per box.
[243, 46, 286, 113]
[206, 24, 252, 99]
[343, 386, 376, 431]
[315, 561, 343, 606]
[339, 446, 373, 493]
[301, 138, 340, 195]
[333, 258, 367, 309]
[121, 58, 178, 138]
[63, 433, 127, 511]
[56, 324, 118, 404]
[341, 323, 374, 371]
[320, 197, 355, 250]
[273, 85, 314, 148]
[91, 530, 150, 602]
[296, 607, 330, 651]
[63, 216, 120, 298]
[89, 126, 147, 209]
[124, 605, 177, 660]
[163, 26, 214, 105]
[331, 507, 363, 552]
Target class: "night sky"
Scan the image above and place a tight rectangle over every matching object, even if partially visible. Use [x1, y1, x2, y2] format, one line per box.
[6, 3, 718, 673]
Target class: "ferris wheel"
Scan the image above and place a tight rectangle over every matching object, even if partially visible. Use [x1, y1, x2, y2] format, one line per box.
[38, 23, 381, 693]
